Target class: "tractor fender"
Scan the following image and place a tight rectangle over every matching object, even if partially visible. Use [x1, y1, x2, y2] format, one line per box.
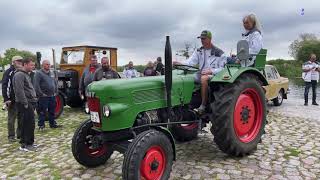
[211, 67, 268, 86]
[151, 126, 176, 161]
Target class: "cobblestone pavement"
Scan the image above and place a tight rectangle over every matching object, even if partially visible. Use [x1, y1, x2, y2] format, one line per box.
[0, 107, 319, 180]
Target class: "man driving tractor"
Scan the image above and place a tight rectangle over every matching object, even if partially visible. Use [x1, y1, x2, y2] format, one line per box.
[173, 30, 227, 114]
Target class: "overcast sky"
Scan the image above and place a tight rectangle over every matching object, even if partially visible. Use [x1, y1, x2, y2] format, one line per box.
[0, 0, 319, 65]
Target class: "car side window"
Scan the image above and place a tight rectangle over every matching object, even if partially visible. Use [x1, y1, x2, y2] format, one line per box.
[265, 67, 276, 80]
[271, 68, 279, 79]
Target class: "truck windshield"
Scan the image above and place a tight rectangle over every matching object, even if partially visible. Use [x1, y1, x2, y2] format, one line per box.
[62, 50, 85, 64]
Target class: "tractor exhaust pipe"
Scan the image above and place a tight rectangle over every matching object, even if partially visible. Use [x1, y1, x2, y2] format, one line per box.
[164, 36, 173, 124]
[165, 36, 172, 109]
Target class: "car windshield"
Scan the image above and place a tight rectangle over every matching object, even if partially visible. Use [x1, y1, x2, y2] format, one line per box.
[62, 50, 85, 64]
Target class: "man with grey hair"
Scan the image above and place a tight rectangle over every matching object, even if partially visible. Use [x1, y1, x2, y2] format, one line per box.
[123, 61, 139, 78]
[2, 56, 23, 142]
[33, 60, 61, 130]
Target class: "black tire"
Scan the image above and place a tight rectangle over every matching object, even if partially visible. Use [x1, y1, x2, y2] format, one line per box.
[273, 89, 284, 106]
[211, 74, 266, 156]
[122, 129, 174, 180]
[72, 119, 113, 167]
[54, 94, 64, 119]
[170, 108, 198, 142]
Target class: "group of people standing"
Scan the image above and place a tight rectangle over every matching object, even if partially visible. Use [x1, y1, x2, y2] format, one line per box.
[2, 56, 60, 152]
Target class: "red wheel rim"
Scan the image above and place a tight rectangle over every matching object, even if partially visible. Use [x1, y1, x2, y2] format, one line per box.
[55, 95, 62, 116]
[178, 123, 198, 130]
[233, 88, 263, 143]
[140, 146, 166, 180]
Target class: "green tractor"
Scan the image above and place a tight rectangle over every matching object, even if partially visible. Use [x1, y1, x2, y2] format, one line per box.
[72, 36, 268, 179]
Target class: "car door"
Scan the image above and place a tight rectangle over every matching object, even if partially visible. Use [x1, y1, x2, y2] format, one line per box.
[264, 66, 278, 100]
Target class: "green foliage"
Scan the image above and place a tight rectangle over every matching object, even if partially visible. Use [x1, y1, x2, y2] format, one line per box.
[2, 48, 36, 68]
[296, 41, 320, 63]
[267, 59, 302, 78]
[289, 33, 318, 60]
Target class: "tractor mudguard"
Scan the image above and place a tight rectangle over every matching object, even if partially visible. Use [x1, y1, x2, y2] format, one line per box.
[151, 126, 176, 161]
[211, 66, 268, 86]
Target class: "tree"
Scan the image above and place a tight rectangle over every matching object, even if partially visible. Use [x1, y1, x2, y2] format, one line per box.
[2, 48, 36, 67]
[289, 33, 318, 59]
[296, 41, 320, 63]
[176, 42, 196, 59]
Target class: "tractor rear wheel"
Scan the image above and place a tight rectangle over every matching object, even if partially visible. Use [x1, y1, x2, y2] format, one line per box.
[72, 119, 113, 167]
[211, 74, 266, 156]
[122, 129, 173, 180]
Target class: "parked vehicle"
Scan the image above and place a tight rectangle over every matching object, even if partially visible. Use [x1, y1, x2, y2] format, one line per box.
[71, 37, 269, 179]
[55, 45, 118, 118]
[264, 65, 289, 106]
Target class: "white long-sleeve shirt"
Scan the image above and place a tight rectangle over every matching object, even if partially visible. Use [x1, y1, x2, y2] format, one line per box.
[241, 31, 263, 67]
[183, 46, 227, 82]
[302, 61, 319, 82]
[123, 68, 139, 78]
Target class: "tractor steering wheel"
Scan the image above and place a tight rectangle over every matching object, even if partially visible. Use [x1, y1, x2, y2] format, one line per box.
[173, 64, 199, 72]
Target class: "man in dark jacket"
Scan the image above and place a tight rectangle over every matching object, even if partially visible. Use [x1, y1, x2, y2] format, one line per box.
[93, 57, 119, 81]
[79, 55, 100, 98]
[155, 57, 164, 75]
[2, 56, 22, 142]
[33, 60, 61, 130]
[13, 58, 38, 152]
[2, 56, 23, 142]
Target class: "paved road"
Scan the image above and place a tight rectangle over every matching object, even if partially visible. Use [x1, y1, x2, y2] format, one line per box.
[0, 106, 319, 179]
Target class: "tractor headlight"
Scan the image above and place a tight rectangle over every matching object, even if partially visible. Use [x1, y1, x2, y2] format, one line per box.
[103, 105, 111, 117]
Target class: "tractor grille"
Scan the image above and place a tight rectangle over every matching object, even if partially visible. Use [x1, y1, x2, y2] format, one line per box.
[133, 88, 165, 104]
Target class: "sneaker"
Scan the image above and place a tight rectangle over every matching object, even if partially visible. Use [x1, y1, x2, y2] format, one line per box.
[312, 102, 319, 106]
[50, 124, 62, 129]
[25, 145, 37, 152]
[304, 103, 308, 106]
[19, 146, 30, 152]
[39, 126, 45, 131]
[32, 144, 39, 148]
[194, 105, 206, 114]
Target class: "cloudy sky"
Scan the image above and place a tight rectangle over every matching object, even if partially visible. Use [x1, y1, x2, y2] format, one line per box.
[0, 0, 319, 65]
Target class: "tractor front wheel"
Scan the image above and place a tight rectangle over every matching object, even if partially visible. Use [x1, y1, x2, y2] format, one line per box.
[72, 119, 113, 167]
[211, 74, 266, 156]
[122, 129, 173, 180]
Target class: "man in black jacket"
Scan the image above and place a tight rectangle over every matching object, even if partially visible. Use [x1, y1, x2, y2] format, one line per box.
[1, 56, 23, 142]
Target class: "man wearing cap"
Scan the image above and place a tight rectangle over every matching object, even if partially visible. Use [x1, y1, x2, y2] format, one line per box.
[173, 30, 227, 114]
[2, 56, 23, 142]
[79, 55, 100, 98]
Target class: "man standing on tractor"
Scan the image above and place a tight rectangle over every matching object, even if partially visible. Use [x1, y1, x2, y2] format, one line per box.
[33, 60, 61, 130]
[173, 30, 227, 114]
[93, 57, 119, 81]
[79, 55, 100, 98]
[123, 61, 139, 78]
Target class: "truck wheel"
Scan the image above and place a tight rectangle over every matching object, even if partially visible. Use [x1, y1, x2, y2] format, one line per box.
[170, 111, 198, 142]
[122, 129, 173, 180]
[273, 89, 284, 106]
[211, 74, 266, 156]
[54, 94, 64, 119]
[72, 119, 113, 167]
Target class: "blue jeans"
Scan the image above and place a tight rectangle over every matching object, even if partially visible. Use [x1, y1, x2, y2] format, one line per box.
[304, 80, 317, 104]
[38, 96, 56, 127]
